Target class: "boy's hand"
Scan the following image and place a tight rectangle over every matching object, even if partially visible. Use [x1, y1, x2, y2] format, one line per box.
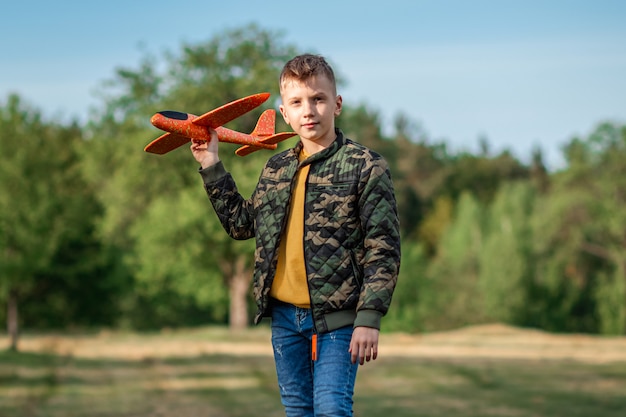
[190, 128, 220, 169]
[349, 327, 379, 365]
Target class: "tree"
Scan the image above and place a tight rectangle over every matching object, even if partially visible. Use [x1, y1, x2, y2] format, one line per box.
[129, 188, 229, 327]
[479, 181, 535, 323]
[420, 192, 488, 330]
[441, 150, 529, 204]
[384, 240, 427, 332]
[0, 95, 93, 349]
[531, 122, 626, 334]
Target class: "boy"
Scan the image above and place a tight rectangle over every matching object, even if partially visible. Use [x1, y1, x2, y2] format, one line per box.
[191, 54, 401, 417]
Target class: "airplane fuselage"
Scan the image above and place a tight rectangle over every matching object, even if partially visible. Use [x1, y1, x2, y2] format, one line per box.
[150, 111, 276, 149]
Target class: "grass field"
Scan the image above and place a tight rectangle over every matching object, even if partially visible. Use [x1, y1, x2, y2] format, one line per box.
[1, 324, 626, 417]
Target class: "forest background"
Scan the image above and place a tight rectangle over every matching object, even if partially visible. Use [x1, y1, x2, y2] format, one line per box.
[2, 25, 625, 352]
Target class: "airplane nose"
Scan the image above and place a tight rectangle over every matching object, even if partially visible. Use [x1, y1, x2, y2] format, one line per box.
[151, 111, 190, 130]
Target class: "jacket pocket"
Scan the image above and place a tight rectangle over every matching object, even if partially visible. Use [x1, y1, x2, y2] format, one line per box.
[349, 250, 363, 289]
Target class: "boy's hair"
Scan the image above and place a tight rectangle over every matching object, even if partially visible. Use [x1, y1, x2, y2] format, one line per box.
[279, 54, 337, 94]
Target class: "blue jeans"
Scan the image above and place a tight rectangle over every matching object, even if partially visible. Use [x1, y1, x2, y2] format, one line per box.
[271, 301, 359, 417]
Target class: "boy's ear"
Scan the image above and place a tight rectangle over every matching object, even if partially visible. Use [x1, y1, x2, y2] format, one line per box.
[334, 95, 343, 117]
[279, 104, 290, 124]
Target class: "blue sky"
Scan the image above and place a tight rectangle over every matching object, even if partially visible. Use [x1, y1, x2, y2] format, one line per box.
[2, 0, 625, 169]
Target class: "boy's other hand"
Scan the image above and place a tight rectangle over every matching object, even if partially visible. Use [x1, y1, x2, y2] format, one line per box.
[349, 326, 379, 365]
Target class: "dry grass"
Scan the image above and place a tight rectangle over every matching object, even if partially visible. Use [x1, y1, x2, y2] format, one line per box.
[11, 323, 626, 362]
[1, 324, 626, 416]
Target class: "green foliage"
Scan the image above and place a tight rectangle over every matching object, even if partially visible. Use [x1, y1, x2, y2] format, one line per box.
[441, 150, 530, 203]
[419, 193, 488, 331]
[528, 189, 599, 332]
[529, 122, 626, 334]
[595, 270, 626, 335]
[418, 195, 453, 256]
[0, 95, 122, 333]
[128, 188, 228, 325]
[384, 241, 426, 332]
[0, 96, 67, 292]
[479, 181, 535, 323]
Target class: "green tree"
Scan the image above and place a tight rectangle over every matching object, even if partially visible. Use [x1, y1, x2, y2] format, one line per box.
[530, 188, 603, 332]
[479, 181, 535, 323]
[441, 150, 529, 204]
[530, 122, 626, 334]
[0, 95, 97, 349]
[128, 188, 228, 327]
[418, 195, 453, 256]
[420, 192, 488, 330]
[384, 240, 427, 332]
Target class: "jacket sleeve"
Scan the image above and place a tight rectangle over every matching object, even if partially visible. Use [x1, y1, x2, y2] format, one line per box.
[354, 157, 401, 328]
[199, 161, 255, 241]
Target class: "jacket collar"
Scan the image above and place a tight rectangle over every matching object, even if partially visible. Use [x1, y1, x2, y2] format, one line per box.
[294, 128, 345, 166]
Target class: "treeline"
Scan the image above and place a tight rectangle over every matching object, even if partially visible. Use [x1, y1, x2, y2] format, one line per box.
[1, 25, 625, 349]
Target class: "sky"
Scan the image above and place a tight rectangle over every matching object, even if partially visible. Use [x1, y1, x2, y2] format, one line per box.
[2, 0, 625, 169]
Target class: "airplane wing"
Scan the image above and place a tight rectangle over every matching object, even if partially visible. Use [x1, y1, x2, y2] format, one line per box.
[145, 92, 271, 155]
[192, 92, 270, 128]
[235, 132, 297, 157]
[144, 132, 190, 154]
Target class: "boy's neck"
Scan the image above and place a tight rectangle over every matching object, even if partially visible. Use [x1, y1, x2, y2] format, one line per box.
[300, 131, 337, 155]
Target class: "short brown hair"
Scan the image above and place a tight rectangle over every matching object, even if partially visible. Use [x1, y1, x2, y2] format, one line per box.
[279, 54, 337, 93]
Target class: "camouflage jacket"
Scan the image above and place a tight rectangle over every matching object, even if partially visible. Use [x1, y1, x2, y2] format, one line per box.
[199, 129, 401, 333]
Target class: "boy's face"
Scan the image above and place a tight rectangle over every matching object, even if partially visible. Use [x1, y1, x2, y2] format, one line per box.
[279, 75, 342, 151]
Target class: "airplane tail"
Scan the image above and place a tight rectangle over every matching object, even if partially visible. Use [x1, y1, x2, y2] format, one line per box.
[250, 109, 276, 137]
[235, 109, 297, 156]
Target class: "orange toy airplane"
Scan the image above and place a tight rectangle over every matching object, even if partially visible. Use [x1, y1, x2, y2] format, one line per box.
[144, 92, 297, 156]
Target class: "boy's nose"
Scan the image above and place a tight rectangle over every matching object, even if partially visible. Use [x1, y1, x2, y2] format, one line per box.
[302, 100, 315, 115]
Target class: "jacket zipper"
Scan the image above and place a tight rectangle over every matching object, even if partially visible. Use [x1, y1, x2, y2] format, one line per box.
[300, 157, 320, 360]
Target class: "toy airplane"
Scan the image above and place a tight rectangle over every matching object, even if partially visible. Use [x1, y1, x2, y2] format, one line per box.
[144, 92, 297, 156]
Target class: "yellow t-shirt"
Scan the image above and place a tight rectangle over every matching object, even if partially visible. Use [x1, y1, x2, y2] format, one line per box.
[270, 150, 311, 308]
